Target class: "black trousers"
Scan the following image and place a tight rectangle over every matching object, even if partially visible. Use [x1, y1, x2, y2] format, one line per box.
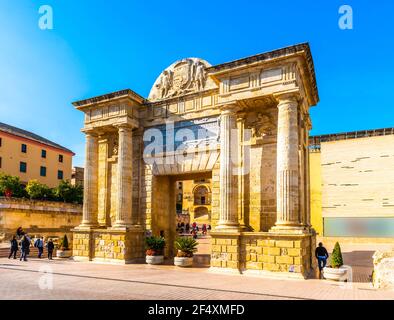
[48, 250, 53, 259]
[8, 249, 17, 259]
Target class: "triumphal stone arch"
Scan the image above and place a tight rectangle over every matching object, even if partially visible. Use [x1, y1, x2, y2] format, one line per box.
[72, 43, 319, 278]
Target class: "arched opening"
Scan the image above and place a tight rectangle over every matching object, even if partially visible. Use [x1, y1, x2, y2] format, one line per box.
[193, 185, 211, 205]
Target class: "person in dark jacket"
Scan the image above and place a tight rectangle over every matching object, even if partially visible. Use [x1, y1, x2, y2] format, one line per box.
[34, 237, 44, 258]
[20, 235, 30, 261]
[47, 239, 55, 260]
[315, 242, 329, 272]
[8, 236, 18, 259]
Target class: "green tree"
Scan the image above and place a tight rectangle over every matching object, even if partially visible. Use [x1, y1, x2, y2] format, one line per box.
[26, 180, 52, 200]
[54, 180, 83, 204]
[60, 234, 70, 250]
[331, 242, 344, 268]
[0, 173, 25, 198]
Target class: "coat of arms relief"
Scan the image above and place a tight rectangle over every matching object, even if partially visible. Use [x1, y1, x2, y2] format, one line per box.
[150, 58, 210, 100]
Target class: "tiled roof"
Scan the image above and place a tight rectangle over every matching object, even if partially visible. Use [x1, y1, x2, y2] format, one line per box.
[0, 122, 74, 155]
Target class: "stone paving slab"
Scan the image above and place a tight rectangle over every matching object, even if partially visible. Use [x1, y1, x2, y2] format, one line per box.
[0, 257, 394, 300]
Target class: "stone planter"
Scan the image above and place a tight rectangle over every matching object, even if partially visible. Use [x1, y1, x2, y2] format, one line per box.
[56, 250, 72, 258]
[323, 265, 351, 281]
[174, 256, 193, 267]
[146, 255, 164, 265]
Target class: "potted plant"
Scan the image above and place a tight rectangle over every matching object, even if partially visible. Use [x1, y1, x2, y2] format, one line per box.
[145, 236, 165, 265]
[174, 237, 198, 267]
[323, 242, 350, 281]
[56, 234, 72, 258]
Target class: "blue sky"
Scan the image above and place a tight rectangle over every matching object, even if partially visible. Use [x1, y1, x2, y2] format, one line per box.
[0, 0, 393, 166]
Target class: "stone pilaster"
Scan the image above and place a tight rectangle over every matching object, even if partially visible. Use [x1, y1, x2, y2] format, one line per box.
[237, 113, 249, 230]
[113, 124, 133, 228]
[216, 104, 240, 231]
[79, 131, 99, 228]
[271, 94, 303, 232]
[98, 136, 110, 227]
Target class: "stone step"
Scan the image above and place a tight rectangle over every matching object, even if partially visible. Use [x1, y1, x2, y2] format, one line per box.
[0, 246, 57, 258]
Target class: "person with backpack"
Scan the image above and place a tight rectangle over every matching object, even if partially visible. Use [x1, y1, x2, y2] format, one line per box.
[8, 235, 18, 259]
[20, 234, 30, 261]
[34, 236, 44, 258]
[47, 239, 55, 260]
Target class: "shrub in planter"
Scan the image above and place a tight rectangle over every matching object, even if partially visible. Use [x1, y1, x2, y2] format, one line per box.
[145, 236, 165, 264]
[174, 237, 198, 267]
[56, 234, 72, 258]
[323, 242, 350, 281]
[330, 242, 343, 268]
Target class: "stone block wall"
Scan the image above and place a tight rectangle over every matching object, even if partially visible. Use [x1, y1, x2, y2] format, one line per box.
[210, 231, 316, 278]
[0, 197, 82, 242]
[73, 229, 144, 263]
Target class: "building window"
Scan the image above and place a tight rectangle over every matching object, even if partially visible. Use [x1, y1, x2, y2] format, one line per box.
[41, 150, 47, 158]
[21, 144, 27, 153]
[20, 162, 27, 173]
[40, 166, 46, 177]
[0, 137, 2, 147]
[57, 170, 63, 180]
[0, 157, 2, 168]
[58, 154, 63, 163]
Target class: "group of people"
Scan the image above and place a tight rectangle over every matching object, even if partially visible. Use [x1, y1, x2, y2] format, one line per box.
[8, 232, 55, 262]
[176, 222, 211, 239]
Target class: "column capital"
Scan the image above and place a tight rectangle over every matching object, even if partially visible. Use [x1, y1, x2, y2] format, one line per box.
[219, 103, 240, 115]
[274, 92, 299, 105]
[81, 128, 100, 137]
[114, 123, 134, 131]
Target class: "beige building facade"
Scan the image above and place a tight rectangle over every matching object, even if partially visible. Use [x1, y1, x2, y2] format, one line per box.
[72, 43, 319, 278]
[181, 178, 212, 226]
[0, 122, 74, 187]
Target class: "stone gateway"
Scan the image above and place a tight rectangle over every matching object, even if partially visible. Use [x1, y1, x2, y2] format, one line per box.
[72, 43, 319, 278]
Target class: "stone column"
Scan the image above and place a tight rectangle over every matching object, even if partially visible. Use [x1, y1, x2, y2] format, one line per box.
[272, 94, 303, 232]
[216, 104, 240, 231]
[80, 131, 99, 228]
[113, 124, 133, 228]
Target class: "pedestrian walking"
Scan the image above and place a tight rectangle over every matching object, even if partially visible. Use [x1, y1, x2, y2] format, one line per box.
[47, 239, 55, 260]
[315, 242, 329, 273]
[34, 236, 44, 258]
[8, 235, 18, 259]
[202, 224, 207, 235]
[20, 234, 30, 261]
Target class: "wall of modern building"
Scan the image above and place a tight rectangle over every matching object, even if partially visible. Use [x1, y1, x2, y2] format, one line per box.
[309, 132, 394, 238]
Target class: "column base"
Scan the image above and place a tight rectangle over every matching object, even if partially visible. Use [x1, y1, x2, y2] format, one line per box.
[72, 227, 145, 264]
[215, 223, 241, 232]
[111, 224, 142, 231]
[74, 224, 99, 231]
[270, 225, 310, 235]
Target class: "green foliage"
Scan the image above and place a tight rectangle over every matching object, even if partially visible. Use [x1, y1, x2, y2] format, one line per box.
[0, 173, 25, 197]
[331, 242, 344, 268]
[145, 236, 165, 251]
[54, 180, 83, 204]
[175, 237, 198, 257]
[0, 174, 83, 204]
[60, 234, 69, 250]
[26, 180, 53, 200]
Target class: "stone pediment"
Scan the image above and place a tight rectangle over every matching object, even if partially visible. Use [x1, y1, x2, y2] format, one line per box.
[148, 58, 217, 102]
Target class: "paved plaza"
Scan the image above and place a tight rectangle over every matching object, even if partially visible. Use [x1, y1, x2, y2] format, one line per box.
[1, 237, 393, 300]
